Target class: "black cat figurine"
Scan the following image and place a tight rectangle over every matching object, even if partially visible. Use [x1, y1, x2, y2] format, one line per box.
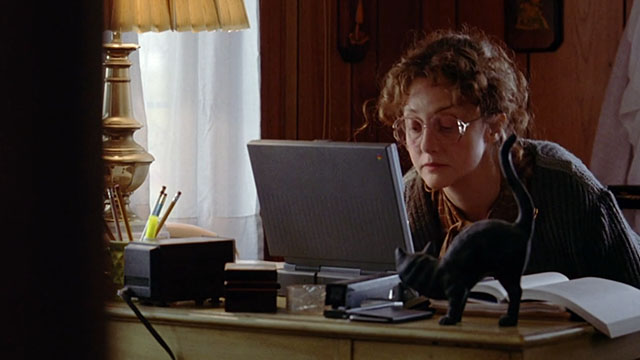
[396, 134, 535, 326]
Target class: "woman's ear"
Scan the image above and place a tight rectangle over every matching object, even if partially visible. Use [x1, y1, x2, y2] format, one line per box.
[484, 113, 507, 143]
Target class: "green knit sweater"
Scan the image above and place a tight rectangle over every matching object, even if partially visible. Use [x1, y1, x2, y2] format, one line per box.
[404, 139, 640, 288]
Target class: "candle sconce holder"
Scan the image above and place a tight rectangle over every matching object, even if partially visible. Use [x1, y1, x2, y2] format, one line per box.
[337, 0, 370, 63]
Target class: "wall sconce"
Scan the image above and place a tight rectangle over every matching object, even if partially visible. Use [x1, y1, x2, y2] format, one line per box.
[337, 0, 370, 63]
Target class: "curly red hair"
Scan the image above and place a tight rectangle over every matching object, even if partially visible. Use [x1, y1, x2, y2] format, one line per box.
[374, 28, 533, 141]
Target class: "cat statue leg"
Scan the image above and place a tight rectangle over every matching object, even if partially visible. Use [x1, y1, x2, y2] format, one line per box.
[439, 282, 469, 325]
[498, 276, 522, 326]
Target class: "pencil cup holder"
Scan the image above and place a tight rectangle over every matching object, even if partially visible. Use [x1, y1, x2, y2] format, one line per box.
[108, 241, 128, 290]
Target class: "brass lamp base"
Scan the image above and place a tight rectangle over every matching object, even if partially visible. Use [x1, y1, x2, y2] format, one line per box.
[102, 32, 154, 222]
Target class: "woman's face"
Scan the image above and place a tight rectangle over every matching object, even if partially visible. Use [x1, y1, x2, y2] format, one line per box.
[403, 77, 494, 191]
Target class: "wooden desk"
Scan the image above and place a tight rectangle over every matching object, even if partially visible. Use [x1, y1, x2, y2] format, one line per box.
[106, 300, 640, 360]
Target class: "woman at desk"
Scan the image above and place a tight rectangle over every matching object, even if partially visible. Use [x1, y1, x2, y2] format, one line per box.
[372, 28, 640, 288]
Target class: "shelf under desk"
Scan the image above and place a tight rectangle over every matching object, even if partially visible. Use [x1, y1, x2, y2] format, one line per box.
[106, 298, 640, 360]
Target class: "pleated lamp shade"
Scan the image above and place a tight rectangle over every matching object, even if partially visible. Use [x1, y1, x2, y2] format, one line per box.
[104, 0, 250, 33]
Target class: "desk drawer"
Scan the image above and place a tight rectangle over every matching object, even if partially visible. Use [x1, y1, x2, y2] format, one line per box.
[107, 319, 351, 360]
[353, 340, 510, 360]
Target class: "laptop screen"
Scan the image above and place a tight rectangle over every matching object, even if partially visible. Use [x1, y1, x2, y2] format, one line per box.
[247, 140, 414, 272]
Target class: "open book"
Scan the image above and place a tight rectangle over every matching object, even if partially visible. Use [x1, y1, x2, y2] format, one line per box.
[470, 272, 640, 338]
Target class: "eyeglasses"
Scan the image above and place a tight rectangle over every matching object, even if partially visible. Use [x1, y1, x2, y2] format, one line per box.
[392, 114, 483, 146]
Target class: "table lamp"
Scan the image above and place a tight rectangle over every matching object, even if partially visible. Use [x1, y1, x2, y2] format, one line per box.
[102, 0, 250, 224]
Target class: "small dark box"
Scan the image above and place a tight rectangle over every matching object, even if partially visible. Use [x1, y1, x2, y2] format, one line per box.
[224, 263, 280, 312]
[124, 237, 235, 305]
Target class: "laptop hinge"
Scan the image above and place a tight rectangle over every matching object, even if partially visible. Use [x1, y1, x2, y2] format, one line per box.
[360, 269, 396, 276]
[283, 262, 320, 272]
[318, 266, 362, 276]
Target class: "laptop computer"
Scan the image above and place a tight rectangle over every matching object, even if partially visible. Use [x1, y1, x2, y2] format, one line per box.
[247, 140, 414, 288]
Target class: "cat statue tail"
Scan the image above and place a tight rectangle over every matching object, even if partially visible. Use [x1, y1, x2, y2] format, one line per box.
[500, 134, 535, 236]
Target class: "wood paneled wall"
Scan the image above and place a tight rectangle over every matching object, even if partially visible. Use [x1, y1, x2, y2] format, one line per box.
[260, 0, 632, 167]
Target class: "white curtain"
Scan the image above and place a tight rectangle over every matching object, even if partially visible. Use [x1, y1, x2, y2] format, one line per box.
[128, 0, 262, 259]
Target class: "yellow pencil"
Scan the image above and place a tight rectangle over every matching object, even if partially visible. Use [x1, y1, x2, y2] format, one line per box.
[155, 191, 182, 238]
[139, 185, 167, 242]
[114, 185, 133, 242]
[107, 188, 123, 242]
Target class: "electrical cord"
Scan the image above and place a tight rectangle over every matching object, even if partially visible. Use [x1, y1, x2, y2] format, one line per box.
[117, 287, 176, 360]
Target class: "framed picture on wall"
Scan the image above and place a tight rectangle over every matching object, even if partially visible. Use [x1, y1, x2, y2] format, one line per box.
[505, 0, 563, 52]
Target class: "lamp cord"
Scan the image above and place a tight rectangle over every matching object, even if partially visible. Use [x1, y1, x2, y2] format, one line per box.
[117, 287, 176, 360]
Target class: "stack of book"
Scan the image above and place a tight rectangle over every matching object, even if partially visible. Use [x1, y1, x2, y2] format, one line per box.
[224, 262, 280, 312]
